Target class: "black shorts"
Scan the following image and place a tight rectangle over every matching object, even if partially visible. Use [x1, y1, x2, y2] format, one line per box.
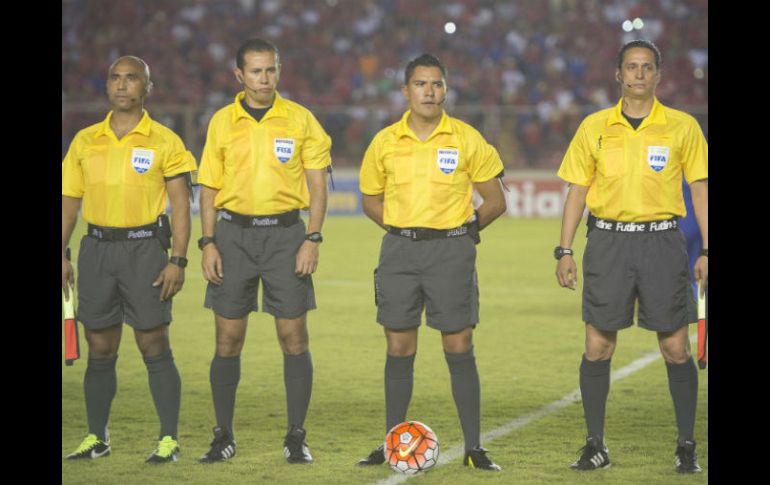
[77, 236, 171, 330]
[374, 233, 478, 332]
[204, 218, 316, 319]
[582, 229, 697, 332]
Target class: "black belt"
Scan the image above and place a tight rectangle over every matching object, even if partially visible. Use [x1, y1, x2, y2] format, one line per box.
[87, 222, 158, 241]
[388, 224, 473, 241]
[589, 214, 679, 233]
[219, 209, 299, 228]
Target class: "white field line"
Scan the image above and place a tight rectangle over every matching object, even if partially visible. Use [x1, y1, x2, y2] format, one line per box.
[373, 335, 699, 485]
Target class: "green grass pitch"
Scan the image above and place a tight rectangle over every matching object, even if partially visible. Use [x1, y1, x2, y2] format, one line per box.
[62, 216, 707, 484]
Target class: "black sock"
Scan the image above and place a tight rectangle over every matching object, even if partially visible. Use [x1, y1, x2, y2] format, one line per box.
[580, 354, 611, 443]
[284, 351, 313, 430]
[385, 354, 415, 432]
[210, 354, 240, 437]
[84, 355, 118, 441]
[666, 358, 698, 442]
[144, 350, 181, 440]
[445, 347, 480, 452]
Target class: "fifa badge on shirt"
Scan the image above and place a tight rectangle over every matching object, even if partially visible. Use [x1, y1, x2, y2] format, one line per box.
[274, 138, 295, 163]
[436, 148, 459, 175]
[647, 146, 670, 173]
[131, 148, 155, 174]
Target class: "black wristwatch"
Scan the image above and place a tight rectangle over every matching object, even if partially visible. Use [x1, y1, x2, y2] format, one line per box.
[169, 256, 188, 268]
[305, 232, 323, 243]
[198, 236, 216, 250]
[554, 246, 574, 260]
[700, 248, 708, 257]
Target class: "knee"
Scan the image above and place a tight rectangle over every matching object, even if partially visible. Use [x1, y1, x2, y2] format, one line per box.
[660, 346, 691, 364]
[585, 339, 615, 361]
[137, 336, 170, 358]
[279, 332, 309, 355]
[442, 339, 472, 354]
[85, 335, 119, 359]
[386, 339, 416, 356]
[216, 332, 245, 357]
[87, 346, 118, 360]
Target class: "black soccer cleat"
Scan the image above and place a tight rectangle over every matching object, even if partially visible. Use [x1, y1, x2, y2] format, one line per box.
[675, 440, 702, 473]
[283, 425, 313, 464]
[463, 446, 502, 471]
[198, 426, 236, 463]
[65, 434, 111, 460]
[570, 436, 610, 470]
[357, 444, 385, 466]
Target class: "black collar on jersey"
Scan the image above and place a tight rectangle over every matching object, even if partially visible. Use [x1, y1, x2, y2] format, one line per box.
[622, 112, 645, 130]
[240, 97, 273, 122]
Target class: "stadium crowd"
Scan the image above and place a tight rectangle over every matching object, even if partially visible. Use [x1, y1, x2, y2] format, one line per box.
[62, 0, 707, 168]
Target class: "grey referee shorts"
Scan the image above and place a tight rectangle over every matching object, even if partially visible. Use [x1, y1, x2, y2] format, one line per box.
[204, 218, 316, 319]
[374, 233, 478, 332]
[77, 236, 171, 330]
[582, 228, 697, 332]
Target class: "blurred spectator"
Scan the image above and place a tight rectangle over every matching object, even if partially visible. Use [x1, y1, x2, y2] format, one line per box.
[62, 0, 707, 168]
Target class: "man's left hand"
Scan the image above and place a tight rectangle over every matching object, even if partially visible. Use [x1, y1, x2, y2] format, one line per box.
[295, 240, 319, 277]
[153, 263, 185, 300]
[694, 255, 708, 297]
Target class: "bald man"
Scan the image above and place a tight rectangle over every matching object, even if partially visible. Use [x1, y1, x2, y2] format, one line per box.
[62, 56, 197, 463]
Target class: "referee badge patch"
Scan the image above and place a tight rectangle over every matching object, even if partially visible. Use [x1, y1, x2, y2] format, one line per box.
[437, 148, 459, 175]
[274, 138, 295, 164]
[647, 146, 669, 173]
[131, 148, 154, 174]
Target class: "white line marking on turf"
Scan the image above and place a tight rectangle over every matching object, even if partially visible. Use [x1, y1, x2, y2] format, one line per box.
[372, 335, 698, 485]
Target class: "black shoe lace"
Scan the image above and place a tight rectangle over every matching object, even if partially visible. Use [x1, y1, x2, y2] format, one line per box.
[577, 444, 599, 464]
[678, 446, 696, 466]
[471, 447, 493, 466]
[286, 434, 306, 456]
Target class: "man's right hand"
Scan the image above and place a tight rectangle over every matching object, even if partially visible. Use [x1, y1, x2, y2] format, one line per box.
[62, 256, 74, 299]
[202, 244, 224, 285]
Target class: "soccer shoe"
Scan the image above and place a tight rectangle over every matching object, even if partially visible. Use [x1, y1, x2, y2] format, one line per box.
[675, 440, 703, 473]
[283, 425, 313, 464]
[357, 444, 385, 466]
[65, 434, 111, 460]
[463, 446, 502, 471]
[570, 436, 610, 470]
[145, 436, 180, 464]
[198, 426, 236, 463]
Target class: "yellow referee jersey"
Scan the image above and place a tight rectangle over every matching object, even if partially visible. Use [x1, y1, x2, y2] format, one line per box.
[558, 97, 708, 222]
[360, 110, 503, 229]
[198, 92, 331, 215]
[62, 110, 197, 227]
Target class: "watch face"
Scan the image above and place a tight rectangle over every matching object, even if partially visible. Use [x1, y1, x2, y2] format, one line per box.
[306, 233, 322, 242]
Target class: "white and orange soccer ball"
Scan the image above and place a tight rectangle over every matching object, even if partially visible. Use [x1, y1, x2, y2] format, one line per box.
[384, 421, 439, 474]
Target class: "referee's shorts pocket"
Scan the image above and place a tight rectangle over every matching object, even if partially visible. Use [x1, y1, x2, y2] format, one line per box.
[373, 268, 380, 307]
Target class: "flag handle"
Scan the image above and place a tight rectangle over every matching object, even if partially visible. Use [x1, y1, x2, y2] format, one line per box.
[696, 282, 707, 370]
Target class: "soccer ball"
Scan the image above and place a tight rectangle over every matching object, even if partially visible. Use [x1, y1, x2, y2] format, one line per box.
[384, 421, 439, 474]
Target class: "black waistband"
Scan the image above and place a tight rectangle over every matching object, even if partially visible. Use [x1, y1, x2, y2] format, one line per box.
[589, 215, 679, 233]
[388, 224, 472, 241]
[219, 209, 300, 228]
[87, 222, 158, 241]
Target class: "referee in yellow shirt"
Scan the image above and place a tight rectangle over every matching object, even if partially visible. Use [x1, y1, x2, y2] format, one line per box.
[196, 38, 330, 464]
[62, 56, 196, 463]
[356, 54, 507, 471]
[555, 40, 708, 474]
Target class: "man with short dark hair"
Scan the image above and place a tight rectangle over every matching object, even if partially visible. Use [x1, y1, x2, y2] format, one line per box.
[196, 38, 330, 465]
[555, 39, 707, 474]
[62, 56, 196, 464]
[356, 53, 507, 471]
